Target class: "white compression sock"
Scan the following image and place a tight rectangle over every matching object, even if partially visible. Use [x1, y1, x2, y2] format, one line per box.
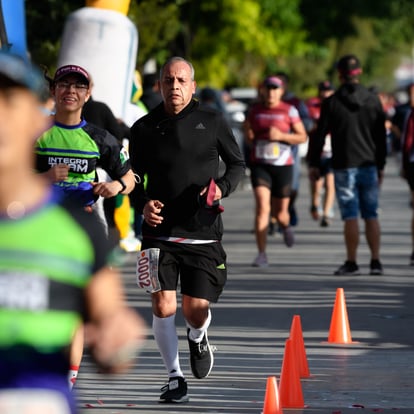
[152, 314, 184, 378]
[186, 309, 211, 343]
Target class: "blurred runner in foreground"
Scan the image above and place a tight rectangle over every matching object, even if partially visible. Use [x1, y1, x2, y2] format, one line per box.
[0, 52, 146, 414]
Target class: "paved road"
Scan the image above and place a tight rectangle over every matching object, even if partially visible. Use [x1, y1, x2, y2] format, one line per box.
[76, 156, 414, 414]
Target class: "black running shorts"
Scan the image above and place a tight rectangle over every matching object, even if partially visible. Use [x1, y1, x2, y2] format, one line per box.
[250, 164, 293, 198]
[141, 239, 227, 303]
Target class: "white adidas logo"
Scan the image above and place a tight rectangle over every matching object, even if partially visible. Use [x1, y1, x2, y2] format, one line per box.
[195, 123, 206, 130]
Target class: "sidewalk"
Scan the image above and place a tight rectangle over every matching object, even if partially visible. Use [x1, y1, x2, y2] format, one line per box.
[76, 155, 414, 414]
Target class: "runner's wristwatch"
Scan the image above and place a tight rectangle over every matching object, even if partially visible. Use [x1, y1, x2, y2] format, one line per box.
[117, 178, 127, 194]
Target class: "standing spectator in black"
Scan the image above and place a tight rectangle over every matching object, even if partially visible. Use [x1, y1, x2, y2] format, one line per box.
[129, 56, 245, 403]
[141, 73, 162, 111]
[308, 54, 387, 276]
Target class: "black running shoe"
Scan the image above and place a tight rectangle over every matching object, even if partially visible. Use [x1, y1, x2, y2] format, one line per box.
[369, 259, 383, 275]
[187, 329, 214, 379]
[320, 216, 330, 227]
[159, 376, 189, 403]
[334, 261, 360, 275]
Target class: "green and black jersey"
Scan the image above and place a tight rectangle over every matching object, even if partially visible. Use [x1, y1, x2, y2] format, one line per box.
[0, 190, 111, 363]
[35, 120, 131, 206]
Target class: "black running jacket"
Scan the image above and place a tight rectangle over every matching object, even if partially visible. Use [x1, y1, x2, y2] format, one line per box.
[129, 99, 245, 241]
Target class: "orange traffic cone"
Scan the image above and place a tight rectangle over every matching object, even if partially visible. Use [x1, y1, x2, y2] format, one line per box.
[279, 338, 305, 408]
[327, 288, 358, 344]
[289, 315, 311, 378]
[262, 376, 283, 414]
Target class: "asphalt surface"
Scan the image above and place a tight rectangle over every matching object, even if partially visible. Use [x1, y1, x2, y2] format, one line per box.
[75, 155, 414, 414]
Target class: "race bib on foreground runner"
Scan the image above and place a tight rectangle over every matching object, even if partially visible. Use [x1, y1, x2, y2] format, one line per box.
[136, 248, 161, 294]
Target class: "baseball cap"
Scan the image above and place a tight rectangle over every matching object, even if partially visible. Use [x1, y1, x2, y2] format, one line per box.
[53, 64, 90, 85]
[318, 80, 334, 92]
[0, 51, 47, 101]
[263, 76, 284, 88]
[336, 54, 362, 77]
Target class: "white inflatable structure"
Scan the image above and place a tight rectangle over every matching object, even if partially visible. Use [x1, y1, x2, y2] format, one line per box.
[58, 5, 138, 120]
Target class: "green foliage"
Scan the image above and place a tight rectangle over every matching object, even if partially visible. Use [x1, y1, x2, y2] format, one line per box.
[128, 0, 181, 70]
[23, 0, 414, 95]
[299, 0, 414, 93]
[175, 0, 313, 88]
[25, 0, 83, 70]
